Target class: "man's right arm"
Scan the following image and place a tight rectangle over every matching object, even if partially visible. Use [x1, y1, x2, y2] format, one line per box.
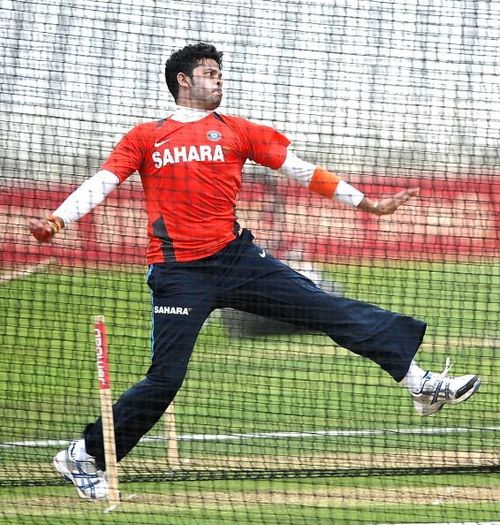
[29, 122, 151, 243]
[29, 170, 119, 243]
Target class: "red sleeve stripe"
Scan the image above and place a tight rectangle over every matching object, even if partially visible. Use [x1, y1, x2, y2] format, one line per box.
[307, 167, 341, 199]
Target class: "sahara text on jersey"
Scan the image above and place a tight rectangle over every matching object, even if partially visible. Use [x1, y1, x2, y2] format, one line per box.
[152, 144, 225, 168]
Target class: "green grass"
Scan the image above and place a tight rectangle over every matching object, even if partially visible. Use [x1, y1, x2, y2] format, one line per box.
[0, 261, 499, 523]
[1, 474, 499, 524]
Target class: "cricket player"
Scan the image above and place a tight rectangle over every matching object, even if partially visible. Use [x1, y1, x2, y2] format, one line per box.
[29, 43, 480, 500]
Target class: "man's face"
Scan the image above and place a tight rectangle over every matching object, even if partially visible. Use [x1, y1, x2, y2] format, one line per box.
[185, 58, 223, 110]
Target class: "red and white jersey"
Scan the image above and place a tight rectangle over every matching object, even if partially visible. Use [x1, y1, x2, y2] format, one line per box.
[101, 113, 290, 263]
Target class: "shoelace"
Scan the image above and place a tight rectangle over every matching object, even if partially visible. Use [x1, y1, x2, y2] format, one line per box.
[440, 357, 452, 378]
[430, 357, 453, 404]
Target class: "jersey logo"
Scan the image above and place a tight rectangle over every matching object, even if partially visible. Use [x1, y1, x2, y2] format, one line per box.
[154, 138, 172, 147]
[207, 130, 222, 141]
[154, 306, 192, 315]
[152, 144, 225, 168]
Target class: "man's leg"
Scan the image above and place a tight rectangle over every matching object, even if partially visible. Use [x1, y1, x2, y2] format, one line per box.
[219, 237, 423, 382]
[217, 232, 478, 415]
[84, 262, 215, 469]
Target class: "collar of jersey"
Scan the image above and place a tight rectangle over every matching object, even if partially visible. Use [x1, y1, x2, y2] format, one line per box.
[170, 105, 214, 123]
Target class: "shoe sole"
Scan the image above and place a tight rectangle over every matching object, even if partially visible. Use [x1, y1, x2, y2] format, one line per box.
[53, 452, 87, 500]
[414, 376, 481, 416]
[53, 451, 73, 482]
[451, 376, 481, 405]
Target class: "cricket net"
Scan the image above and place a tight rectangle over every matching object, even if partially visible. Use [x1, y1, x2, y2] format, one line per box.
[1, 0, 499, 523]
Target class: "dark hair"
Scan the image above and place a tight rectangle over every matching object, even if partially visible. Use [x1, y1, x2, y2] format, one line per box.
[165, 43, 223, 101]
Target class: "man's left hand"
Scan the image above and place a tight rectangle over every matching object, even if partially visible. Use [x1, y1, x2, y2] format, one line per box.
[360, 188, 420, 215]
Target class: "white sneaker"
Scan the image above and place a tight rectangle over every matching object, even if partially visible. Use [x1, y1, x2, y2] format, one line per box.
[411, 358, 480, 416]
[53, 442, 109, 500]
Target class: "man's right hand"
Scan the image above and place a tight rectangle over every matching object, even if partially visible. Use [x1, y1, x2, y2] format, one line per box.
[28, 216, 64, 243]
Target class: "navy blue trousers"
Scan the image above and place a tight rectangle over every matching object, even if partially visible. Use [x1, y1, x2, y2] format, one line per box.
[85, 229, 426, 469]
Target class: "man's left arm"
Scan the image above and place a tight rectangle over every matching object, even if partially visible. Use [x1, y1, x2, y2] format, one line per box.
[279, 150, 419, 215]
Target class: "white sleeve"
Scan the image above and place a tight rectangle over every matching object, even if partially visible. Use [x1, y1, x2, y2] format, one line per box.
[334, 180, 365, 207]
[278, 150, 315, 186]
[53, 170, 120, 226]
[278, 150, 365, 206]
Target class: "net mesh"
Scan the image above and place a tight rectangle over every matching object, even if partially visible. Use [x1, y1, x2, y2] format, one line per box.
[1, 0, 499, 523]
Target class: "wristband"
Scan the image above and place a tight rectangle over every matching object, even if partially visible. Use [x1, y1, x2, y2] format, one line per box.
[47, 215, 65, 234]
[307, 167, 341, 199]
